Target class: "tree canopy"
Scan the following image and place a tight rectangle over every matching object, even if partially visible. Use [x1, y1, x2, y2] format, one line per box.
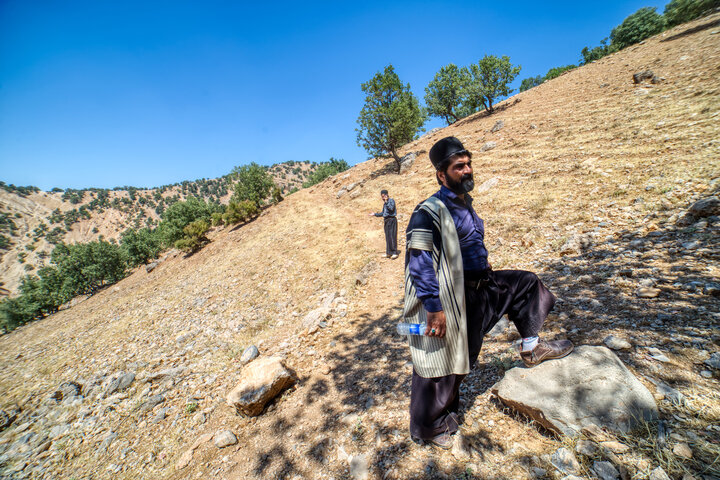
[424, 64, 476, 125]
[610, 7, 666, 51]
[465, 55, 521, 113]
[231, 162, 276, 208]
[356, 65, 426, 170]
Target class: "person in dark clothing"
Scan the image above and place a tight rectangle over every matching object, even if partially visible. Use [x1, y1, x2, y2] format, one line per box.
[402, 136, 573, 449]
[370, 189, 401, 259]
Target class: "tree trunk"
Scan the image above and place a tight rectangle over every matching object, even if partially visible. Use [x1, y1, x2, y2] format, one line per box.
[391, 149, 402, 173]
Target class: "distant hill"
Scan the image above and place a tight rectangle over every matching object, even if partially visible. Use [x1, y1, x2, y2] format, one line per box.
[0, 160, 319, 294]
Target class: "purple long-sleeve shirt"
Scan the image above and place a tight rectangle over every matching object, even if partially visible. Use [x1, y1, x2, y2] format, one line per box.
[407, 186, 489, 312]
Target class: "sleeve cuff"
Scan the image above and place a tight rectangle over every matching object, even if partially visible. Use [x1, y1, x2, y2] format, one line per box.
[421, 295, 443, 313]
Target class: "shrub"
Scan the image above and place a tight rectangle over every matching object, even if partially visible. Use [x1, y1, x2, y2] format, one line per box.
[120, 228, 162, 267]
[302, 158, 349, 188]
[230, 163, 276, 209]
[545, 65, 577, 81]
[174, 219, 210, 253]
[519, 75, 544, 92]
[223, 200, 259, 225]
[664, 0, 720, 26]
[610, 7, 666, 51]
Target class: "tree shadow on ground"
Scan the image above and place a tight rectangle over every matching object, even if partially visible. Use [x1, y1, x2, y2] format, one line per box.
[660, 18, 720, 43]
[453, 98, 523, 129]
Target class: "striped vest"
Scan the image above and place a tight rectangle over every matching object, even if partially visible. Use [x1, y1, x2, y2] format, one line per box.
[402, 196, 469, 378]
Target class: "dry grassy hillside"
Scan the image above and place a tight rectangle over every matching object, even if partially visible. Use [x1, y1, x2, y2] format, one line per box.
[0, 15, 719, 480]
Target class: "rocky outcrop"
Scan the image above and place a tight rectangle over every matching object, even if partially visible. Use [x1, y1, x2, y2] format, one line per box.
[492, 346, 658, 436]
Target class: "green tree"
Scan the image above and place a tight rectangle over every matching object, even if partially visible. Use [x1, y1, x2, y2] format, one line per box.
[356, 65, 426, 171]
[664, 0, 720, 26]
[51, 241, 127, 295]
[120, 228, 162, 267]
[545, 64, 577, 81]
[302, 158, 349, 188]
[223, 200, 260, 225]
[424, 64, 476, 125]
[175, 219, 210, 253]
[610, 7, 666, 51]
[580, 38, 610, 65]
[519, 75, 544, 92]
[465, 55, 521, 113]
[231, 163, 276, 208]
[156, 196, 219, 247]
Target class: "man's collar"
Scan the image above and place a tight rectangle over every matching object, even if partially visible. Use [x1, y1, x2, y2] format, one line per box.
[439, 185, 473, 205]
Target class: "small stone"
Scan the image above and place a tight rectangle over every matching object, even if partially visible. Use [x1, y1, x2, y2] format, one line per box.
[490, 120, 505, 133]
[673, 442, 692, 459]
[601, 441, 630, 453]
[213, 430, 237, 448]
[139, 394, 164, 413]
[349, 453, 369, 480]
[636, 287, 661, 298]
[704, 352, 720, 370]
[551, 447, 581, 474]
[700, 370, 712, 378]
[146, 262, 158, 273]
[593, 460, 620, 480]
[604, 335, 632, 350]
[575, 439, 598, 456]
[649, 466, 671, 480]
[480, 141, 497, 152]
[647, 347, 671, 363]
[240, 345, 259, 365]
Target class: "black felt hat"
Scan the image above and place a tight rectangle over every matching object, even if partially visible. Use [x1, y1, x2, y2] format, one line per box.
[429, 136, 470, 170]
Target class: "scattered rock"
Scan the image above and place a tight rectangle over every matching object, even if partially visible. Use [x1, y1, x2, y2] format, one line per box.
[240, 345, 259, 365]
[145, 262, 158, 273]
[636, 287, 661, 298]
[575, 439, 598, 457]
[649, 466, 671, 480]
[632, 70, 659, 84]
[51, 382, 81, 402]
[0, 409, 18, 432]
[673, 442, 692, 459]
[704, 352, 720, 370]
[688, 197, 720, 218]
[105, 372, 135, 396]
[480, 141, 497, 152]
[604, 335, 632, 350]
[593, 460, 620, 480]
[647, 347, 671, 363]
[487, 316, 509, 338]
[657, 382, 685, 405]
[475, 177, 500, 195]
[490, 120, 505, 133]
[355, 262, 376, 286]
[226, 356, 296, 416]
[399, 152, 417, 174]
[492, 346, 658, 436]
[139, 394, 164, 414]
[551, 447, 581, 474]
[349, 454, 369, 480]
[559, 234, 592, 255]
[213, 430, 237, 448]
[601, 441, 630, 453]
[145, 367, 187, 383]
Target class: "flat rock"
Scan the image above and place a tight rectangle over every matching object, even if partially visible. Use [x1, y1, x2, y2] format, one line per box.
[673, 442, 692, 459]
[492, 346, 658, 436]
[636, 287, 661, 298]
[480, 141, 497, 152]
[226, 356, 295, 416]
[603, 335, 632, 350]
[551, 447, 580, 474]
[349, 454, 369, 480]
[649, 466, 671, 480]
[490, 120, 505, 132]
[475, 177, 500, 195]
[688, 197, 720, 218]
[240, 345, 259, 365]
[213, 430, 237, 448]
[593, 460, 619, 480]
[704, 352, 720, 369]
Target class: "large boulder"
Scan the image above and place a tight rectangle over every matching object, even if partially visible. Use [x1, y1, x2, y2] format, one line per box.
[226, 357, 295, 416]
[688, 196, 720, 218]
[492, 345, 657, 436]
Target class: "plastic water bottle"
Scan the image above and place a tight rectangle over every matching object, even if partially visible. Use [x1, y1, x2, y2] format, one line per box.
[397, 322, 427, 336]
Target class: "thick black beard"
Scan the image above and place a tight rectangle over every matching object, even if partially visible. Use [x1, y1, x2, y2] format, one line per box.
[447, 174, 475, 194]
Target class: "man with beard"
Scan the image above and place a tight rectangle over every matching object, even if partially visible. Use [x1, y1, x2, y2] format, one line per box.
[402, 136, 573, 449]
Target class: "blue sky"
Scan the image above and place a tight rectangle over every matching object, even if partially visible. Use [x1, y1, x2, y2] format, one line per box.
[0, 1, 663, 190]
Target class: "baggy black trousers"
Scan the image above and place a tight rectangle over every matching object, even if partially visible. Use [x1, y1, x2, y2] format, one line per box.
[384, 216, 399, 256]
[409, 269, 556, 440]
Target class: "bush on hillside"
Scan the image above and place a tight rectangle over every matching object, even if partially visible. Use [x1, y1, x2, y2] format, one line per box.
[465, 55, 521, 113]
[580, 38, 611, 65]
[610, 7, 666, 51]
[231, 163, 276, 209]
[223, 200, 259, 225]
[175, 219, 210, 253]
[424, 63, 476, 124]
[51, 240, 127, 295]
[211, 212, 224, 226]
[545, 64, 577, 81]
[664, 0, 720, 26]
[156, 196, 220, 247]
[356, 64, 427, 171]
[302, 158, 349, 188]
[519, 75, 545, 92]
[120, 227, 162, 267]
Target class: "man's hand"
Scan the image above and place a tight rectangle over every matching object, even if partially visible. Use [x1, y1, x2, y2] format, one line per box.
[368, 212, 375, 217]
[426, 310, 446, 338]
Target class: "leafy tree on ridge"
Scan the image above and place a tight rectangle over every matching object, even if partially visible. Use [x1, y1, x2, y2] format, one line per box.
[465, 55, 521, 113]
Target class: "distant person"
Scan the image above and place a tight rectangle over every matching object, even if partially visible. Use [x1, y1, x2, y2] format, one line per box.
[402, 136, 573, 449]
[369, 189, 401, 259]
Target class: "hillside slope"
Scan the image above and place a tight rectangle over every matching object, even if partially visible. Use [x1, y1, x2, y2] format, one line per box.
[0, 14, 719, 480]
